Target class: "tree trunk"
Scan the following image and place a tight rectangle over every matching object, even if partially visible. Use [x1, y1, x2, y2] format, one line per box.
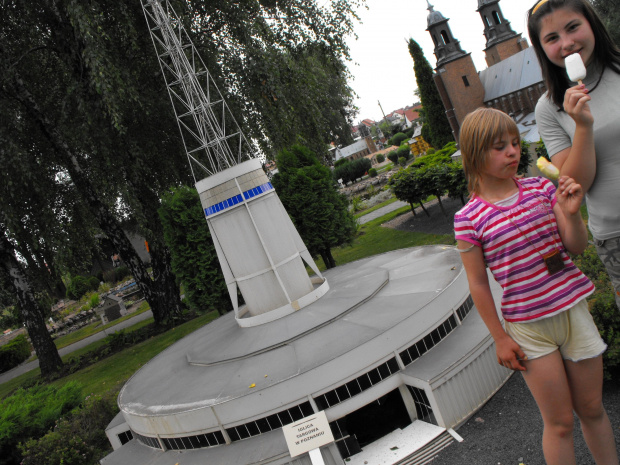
[436, 194, 447, 217]
[324, 249, 336, 269]
[418, 199, 430, 217]
[0, 231, 63, 377]
[408, 201, 417, 216]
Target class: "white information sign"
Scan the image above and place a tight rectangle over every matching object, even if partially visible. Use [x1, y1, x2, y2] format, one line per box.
[282, 410, 335, 458]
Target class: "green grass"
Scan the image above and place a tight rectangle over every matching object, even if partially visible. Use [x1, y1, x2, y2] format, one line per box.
[316, 205, 454, 270]
[0, 311, 219, 400]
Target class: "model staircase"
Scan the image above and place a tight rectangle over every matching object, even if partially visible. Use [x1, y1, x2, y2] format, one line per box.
[394, 431, 455, 465]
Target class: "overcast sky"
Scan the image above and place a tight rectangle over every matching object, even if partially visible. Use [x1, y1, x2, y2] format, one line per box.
[345, 0, 534, 123]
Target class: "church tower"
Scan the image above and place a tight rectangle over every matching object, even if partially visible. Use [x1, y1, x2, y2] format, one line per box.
[426, 1, 484, 141]
[477, 0, 528, 67]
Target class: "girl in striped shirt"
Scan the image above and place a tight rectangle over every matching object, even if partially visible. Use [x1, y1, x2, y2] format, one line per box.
[455, 108, 616, 465]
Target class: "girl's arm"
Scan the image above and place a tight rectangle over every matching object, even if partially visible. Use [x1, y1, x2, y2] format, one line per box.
[457, 241, 527, 372]
[551, 84, 596, 192]
[553, 176, 588, 255]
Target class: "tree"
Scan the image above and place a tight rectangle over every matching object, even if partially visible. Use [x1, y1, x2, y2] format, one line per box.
[272, 145, 356, 269]
[0, 227, 62, 377]
[1, 0, 364, 331]
[159, 186, 230, 315]
[417, 164, 449, 216]
[445, 162, 469, 205]
[408, 39, 453, 148]
[592, 0, 620, 46]
[389, 169, 430, 217]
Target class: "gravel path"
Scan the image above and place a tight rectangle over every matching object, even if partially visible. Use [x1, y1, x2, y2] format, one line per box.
[432, 372, 620, 465]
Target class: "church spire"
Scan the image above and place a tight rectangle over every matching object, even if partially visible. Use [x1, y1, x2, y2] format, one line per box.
[477, 0, 528, 66]
[425, 1, 467, 68]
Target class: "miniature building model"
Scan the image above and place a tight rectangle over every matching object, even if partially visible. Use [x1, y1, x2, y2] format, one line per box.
[102, 246, 511, 465]
[96, 294, 126, 325]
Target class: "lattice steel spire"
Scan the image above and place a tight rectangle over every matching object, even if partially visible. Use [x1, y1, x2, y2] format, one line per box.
[142, 0, 255, 180]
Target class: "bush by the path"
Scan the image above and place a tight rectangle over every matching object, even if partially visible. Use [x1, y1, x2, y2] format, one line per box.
[0, 335, 31, 374]
[19, 393, 118, 465]
[0, 382, 82, 465]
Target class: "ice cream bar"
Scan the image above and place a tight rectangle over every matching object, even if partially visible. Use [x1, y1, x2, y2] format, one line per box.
[565, 53, 586, 84]
[536, 157, 560, 181]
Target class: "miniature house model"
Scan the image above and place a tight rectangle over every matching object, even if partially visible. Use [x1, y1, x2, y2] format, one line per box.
[101, 2, 512, 463]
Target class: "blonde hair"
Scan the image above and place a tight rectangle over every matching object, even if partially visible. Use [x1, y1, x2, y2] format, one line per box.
[459, 108, 519, 195]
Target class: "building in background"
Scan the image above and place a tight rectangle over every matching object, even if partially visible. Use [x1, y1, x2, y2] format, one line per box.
[426, 0, 544, 142]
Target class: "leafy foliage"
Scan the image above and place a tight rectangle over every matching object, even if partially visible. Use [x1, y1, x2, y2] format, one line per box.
[368, 168, 378, 178]
[333, 158, 372, 184]
[389, 132, 409, 147]
[535, 139, 550, 161]
[387, 150, 400, 165]
[159, 186, 229, 315]
[376, 154, 385, 163]
[66, 276, 99, 301]
[571, 245, 620, 377]
[519, 140, 532, 176]
[592, 0, 620, 46]
[408, 39, 454, 148]
[396, 144, 412, 161]
[272, 145, 356, 268]
[0, 382, 83, 465]
[19, 393, 117, 465]
[0, 335, 31, 374]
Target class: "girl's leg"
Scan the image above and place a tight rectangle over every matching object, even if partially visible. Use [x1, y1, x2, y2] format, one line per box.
[564, 355, 619, 465]
[521, 350, 576, 465]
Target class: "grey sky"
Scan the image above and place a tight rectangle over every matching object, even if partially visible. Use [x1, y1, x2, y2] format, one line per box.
[346, 0, 534, 122]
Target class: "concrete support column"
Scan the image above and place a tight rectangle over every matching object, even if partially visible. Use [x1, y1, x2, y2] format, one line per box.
[399, 385, 419, 423]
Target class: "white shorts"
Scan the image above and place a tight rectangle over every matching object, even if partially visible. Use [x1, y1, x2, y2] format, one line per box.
[504, 299, 607, 362]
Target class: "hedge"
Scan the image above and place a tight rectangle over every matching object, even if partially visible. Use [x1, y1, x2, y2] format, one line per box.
[0, 335, 31, 374]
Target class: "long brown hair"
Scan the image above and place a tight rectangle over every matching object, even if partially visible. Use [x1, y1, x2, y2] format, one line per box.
[459, 108, 520, 196]
[527, 0, 620, 109]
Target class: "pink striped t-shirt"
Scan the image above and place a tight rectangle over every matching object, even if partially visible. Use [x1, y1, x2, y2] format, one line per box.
[454, 177, 594, 323]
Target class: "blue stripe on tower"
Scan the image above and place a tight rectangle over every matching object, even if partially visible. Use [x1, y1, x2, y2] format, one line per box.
[204, 183, 274, 218]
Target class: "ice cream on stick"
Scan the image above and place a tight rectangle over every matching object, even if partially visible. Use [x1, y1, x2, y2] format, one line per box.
[565, 53, 587, 85]
[536, 157, 560, 181]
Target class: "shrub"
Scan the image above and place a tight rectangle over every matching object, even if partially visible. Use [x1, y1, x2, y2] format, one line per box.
[376, 154, 385, 163]
[66, 276, 90, 300]
[397, 144, 411, 161]
[159, 186, 229, 315]
[87, 276, 99, 291]
[350, 196, 366, 213]
[333, 157, 372, 184]
[19, 393, 118, 465]
[334, 158, 349, 168]
[368, 168, 377, 178]
[389, 132, 408, 147]
[398, 157, 407, 167]
[88, 293, 100, 309]
[0, 335, 31, 373]
[0, 382, 83, 465]
[387, 150, 399, 165]
[572, 245, 620, 377]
